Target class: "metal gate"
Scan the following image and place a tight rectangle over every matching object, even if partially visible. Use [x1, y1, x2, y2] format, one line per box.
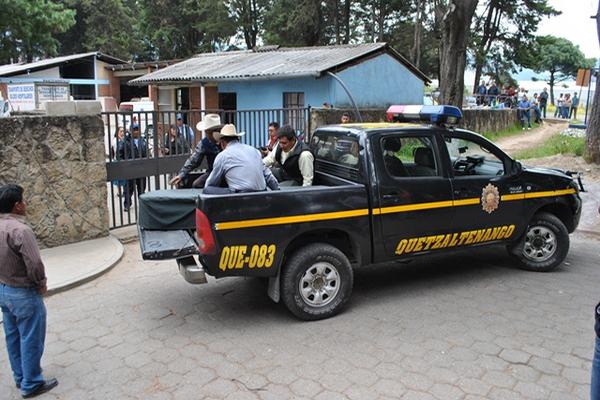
[104, 107, 310, 229]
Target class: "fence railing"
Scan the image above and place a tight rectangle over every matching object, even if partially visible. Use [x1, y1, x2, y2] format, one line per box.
[103, 107, 310, 229]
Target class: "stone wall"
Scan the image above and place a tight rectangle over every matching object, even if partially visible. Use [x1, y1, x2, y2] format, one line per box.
[310, 107, 519, 135]
[0, 115, 108, 248]
[461, 109, 519, 133]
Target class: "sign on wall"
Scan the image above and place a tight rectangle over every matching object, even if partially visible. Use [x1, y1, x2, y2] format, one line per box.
[7, 82, 70, 110]
[37, 84, 70, 104]
[7, 84, 36, 111]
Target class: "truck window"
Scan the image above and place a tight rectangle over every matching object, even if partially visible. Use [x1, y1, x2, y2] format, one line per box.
[444, 136, 505, 176]
[311, 133, 360, 168]
[380, 136, 438, 178]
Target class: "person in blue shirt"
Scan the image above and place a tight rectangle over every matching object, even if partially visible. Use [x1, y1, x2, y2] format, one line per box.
[517, 95, 532, 130]
[203, 124, 279, 194]
[170, 114, 222, 188]
[476, 81, 487, 105]
[570, 93, 579, 119]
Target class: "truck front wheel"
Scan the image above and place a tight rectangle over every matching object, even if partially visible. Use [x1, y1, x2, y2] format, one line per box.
[508, 212, 569, 272]
[281, 243, 353, 320]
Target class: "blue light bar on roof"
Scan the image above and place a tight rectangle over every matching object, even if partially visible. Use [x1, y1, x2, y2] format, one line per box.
[386, 105, 463, 125]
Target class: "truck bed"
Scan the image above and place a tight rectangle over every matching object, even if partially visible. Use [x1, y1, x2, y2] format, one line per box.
[138, 169, 361, 231]
[138, 170, 368, 264]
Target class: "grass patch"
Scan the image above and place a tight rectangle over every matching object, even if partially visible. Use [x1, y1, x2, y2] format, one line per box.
[513, 133, 585, 159]
[481, 122, 539, 142]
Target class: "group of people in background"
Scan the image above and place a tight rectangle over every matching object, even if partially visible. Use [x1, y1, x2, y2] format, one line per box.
[553, 92, 580, 120]
[476, 81, 580, 116]
[476, 80, 582, 130]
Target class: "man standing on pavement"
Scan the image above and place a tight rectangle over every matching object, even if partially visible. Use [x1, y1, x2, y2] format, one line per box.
[170, 114, 222, 188]
[119, 124, 147, 211]
[203, 124, 279, 194]
[0, 184, 58, 398]
[263, 125, 314, 187]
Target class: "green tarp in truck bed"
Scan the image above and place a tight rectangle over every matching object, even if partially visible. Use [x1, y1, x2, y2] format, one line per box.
[138, 189, 202, 230]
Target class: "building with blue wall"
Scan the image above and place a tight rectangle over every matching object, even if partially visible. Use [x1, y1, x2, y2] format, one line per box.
[132, 43, 430, 146]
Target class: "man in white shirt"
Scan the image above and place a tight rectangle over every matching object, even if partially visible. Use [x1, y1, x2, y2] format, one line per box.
[263, 125, 314, 186]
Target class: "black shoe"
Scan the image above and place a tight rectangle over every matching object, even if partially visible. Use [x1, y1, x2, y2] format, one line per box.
[16, 383, 20, 389]
[22, 378, 58, 398]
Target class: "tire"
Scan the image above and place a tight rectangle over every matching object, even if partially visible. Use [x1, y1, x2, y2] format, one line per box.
[281, 243, 353, 321]
[508, 212, 569, 272]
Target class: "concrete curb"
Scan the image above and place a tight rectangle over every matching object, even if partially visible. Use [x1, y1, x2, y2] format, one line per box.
[45, 235, 124, 296]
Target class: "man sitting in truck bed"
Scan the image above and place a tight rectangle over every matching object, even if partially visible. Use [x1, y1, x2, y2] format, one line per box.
[169, 114, 221, 188]
[203, 124, 280, 194]
[263, 125, 314, 186]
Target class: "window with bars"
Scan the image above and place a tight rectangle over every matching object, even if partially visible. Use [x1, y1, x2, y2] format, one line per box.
[283, 92, 305, 133]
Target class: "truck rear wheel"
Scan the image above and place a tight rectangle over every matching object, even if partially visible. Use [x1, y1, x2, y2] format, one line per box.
[281, 243, 353, 320]
[508, 212, 569, 272]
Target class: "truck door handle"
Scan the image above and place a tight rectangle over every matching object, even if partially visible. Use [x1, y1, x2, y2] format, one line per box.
[382, 192, 399, 199]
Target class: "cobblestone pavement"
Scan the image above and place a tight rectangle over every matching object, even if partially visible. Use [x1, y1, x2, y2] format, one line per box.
[1, 234, 599, 399]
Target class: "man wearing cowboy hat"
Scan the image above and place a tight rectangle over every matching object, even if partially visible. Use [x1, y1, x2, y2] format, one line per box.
[204, 124, 279, 194]
[170, 114, 222, 188]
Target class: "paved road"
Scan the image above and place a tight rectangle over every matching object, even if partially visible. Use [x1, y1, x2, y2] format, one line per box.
[1, 234, 598, 399]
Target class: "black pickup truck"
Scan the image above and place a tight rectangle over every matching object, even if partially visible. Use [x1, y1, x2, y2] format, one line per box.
[138, 106, 582, 320]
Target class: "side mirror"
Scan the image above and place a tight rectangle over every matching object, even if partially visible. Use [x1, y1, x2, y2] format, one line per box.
[511, 160, 523, 175]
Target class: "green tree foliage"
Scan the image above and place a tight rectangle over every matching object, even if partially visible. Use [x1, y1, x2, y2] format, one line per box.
[0, 0, 75, 63]
[263, 0, 326, 46]
[139, 0, 236, 60]
[469, 0, 559, 92]
[227, 0, 269, 49]
[57, 0, 142, 61]
[525, 35, 595, 104]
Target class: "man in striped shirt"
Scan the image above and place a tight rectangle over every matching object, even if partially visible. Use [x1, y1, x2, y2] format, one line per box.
[0, 184, 58, 398]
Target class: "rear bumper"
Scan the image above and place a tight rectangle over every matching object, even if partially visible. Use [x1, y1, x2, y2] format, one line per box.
[177, 256, 207, 284]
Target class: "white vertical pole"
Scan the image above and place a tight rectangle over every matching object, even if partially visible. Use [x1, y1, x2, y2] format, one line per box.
[94, 55, 99, 99]
[200, 83, 206, 137]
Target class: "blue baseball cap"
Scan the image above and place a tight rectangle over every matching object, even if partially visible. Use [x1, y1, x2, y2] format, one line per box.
[176, 113, 183, 120]
[131, 123, 139, 130]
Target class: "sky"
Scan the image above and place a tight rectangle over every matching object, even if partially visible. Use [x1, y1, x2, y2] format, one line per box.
[537, 0, 598, 59]
[463, 0, 598, 98]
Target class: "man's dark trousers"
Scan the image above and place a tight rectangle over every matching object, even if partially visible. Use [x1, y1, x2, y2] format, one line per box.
[0, 283, 46, 395]
[124, 178, 147, 209]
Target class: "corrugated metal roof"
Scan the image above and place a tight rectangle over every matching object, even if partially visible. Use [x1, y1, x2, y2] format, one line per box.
[130, 43, 430, 85]
[0, 52, 126, 77]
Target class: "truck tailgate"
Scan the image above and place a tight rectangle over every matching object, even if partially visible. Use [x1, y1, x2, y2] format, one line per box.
[139, 228, 198, 260]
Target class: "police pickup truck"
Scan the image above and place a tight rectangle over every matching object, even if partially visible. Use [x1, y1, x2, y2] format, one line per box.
[138, 105, 582, 320]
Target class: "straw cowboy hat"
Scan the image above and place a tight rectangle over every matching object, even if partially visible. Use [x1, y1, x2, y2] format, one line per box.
[214, 124, 245, 141]
[196, 114, 223, 131]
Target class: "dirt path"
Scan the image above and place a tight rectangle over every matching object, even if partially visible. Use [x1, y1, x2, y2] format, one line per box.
[494, 119, 568, 156]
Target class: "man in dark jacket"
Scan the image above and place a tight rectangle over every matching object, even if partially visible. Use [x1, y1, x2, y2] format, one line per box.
[263, 125, 314, 186]
[169, 114, 222, 188]
[0, 184, 59, 398]
[119, 124, 148, 211]
[538, 87, 549, 118]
